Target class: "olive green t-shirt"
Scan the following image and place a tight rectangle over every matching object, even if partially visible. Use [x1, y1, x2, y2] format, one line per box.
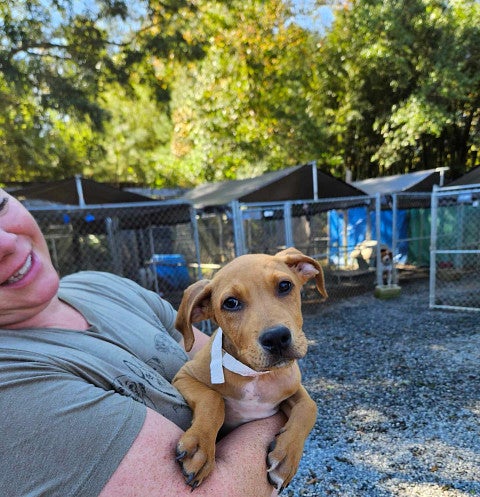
[0, 271, 192, 497]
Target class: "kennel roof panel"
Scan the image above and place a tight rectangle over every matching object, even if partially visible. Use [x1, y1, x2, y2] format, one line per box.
[183, 163, 366, 209]
[446, 165, 480, 187]
[11, 176, 194, 229]
[352, 168, 448, 196]
[11, 176, 153, 206]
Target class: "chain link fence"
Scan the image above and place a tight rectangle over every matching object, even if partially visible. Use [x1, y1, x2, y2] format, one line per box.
[387, 192, 434, 285]
[29, 201, 200, 308]
[188, 195, 438, 305]
[228, 197, 381, 302]
[25, 188, 449, 309]
[429, 184, 480, 311]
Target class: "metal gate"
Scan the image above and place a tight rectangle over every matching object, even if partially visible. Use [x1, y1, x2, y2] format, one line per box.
[430, 184, 480, 311]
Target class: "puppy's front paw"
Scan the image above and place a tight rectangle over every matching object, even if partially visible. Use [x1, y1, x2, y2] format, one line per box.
[176, 430, 216, 489]
[266, 430, 303, 493]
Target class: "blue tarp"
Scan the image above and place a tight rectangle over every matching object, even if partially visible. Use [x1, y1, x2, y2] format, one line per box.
[328, 207, 408, 266]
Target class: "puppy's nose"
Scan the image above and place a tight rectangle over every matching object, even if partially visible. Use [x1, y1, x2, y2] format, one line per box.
[259, 326, 292, 355]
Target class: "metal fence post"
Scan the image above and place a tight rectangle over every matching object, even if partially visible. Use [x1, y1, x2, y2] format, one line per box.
[392, 193, 398, 284]
[375, 192, 382, 286]
[231, 200, 246, 256]
[429, 185, 439, 309]
[190, 206, 203, 281]
[284, 202, 293, 248]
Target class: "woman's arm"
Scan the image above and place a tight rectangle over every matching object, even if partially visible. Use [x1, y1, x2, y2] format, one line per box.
[98, 407, 282, 497]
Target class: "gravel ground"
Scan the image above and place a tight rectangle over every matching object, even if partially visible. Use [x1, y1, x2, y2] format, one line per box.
[288, 278, 480, 497]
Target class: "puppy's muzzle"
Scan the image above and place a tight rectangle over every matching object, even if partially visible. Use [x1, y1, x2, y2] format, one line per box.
[259, 325, 293, 356]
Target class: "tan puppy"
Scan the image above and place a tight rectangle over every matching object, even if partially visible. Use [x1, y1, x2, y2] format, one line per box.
[173, 248, 327, 492]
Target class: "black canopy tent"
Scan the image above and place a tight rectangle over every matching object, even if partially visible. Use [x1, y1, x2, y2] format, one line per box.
[183, 163, 368, 212]
[180, 164, 370, 265]
[12, 178, 195, 285]
[12, 176, 193, 229]
[12, 175, 152, 206]
[446, 165, 480, 187]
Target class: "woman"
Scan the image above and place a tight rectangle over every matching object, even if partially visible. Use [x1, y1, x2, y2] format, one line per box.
[0, 188, 283, 497]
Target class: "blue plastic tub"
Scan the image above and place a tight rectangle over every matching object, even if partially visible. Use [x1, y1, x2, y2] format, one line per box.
[151, 254, 190, 289]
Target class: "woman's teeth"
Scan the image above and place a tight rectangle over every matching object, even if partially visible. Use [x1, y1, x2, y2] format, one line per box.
[5, 254, 32, 284]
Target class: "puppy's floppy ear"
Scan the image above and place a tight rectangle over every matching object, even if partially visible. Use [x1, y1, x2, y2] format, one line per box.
[275, 247, 328, 299]
[175, 279, 213, 352]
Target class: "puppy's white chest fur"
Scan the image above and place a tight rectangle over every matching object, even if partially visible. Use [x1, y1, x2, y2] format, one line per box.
[224, 377, 279, 429]
[223, 370, 298, 430]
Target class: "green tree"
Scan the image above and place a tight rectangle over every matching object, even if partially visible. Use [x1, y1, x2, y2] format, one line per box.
[91, 79, 174, 185]
[168, 0, 327, 183]
[0, 0, 212, 182]
[373, 0, 480, 178]
[311, 0, 480, 180]
[0, 73, 81, 181]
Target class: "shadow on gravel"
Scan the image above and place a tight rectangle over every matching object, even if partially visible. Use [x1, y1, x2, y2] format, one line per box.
[289, 279, 480, 497]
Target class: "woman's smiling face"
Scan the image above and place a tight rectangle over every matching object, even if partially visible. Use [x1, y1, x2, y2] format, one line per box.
[0, 189, 60, 328]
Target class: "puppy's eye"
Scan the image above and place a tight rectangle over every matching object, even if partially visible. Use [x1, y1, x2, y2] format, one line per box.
[278, 280, 293, 295]
[222, 297, 243, 311]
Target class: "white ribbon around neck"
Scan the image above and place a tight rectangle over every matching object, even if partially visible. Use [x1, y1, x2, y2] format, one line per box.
[210, 328, 270, 384]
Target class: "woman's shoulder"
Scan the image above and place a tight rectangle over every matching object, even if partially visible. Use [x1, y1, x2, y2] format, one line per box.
[61, 270, 133, 286]
[59, 271, 176, 326]
[60, 271, 144, 296]
[58, 271, 149, 314]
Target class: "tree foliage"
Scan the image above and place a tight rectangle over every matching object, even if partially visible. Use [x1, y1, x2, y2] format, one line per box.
[0, 0, 208, 182]
[0, 0, 479, 185]
[169, 0, 327, 183]
[313, 0, 480, 179]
